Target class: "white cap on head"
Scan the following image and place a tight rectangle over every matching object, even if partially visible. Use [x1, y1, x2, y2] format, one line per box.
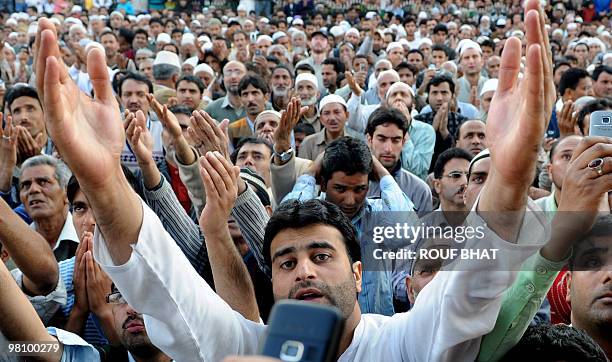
[419, 38, 433, 47]
[260, 17, 270, 24]
[65, 17, 83, 26]
[183, 56, 199, 68]
[386, 41, 403, 53]
[3, 43, 14, 54]
[6, 18, 17, 27]
[110, 11, 124, 19]
[198, 35, 211, 44]
[481, 15, 490, 22]
[377, 69, 399, 82]
[237, 4, 247, 11]
[458, 40, 482, 56]
[254, 110, 282, 128]
[71, 5, 82, 13]
[460, 24, 472, 32]
[496, 18, 506, 27]
[272, 31, 287, 42]
[418, 11, 428, 20]
[319, 94, 347, 112]
[386, 81, 414, 99]
[295, 73, 318, 89]
[330, 26, 345, 38]
[256, 35, 273, 44]
[511, 30, 525, 38]
[480, 78, 498, 97]
[366, 11, 377, 20]
[154, 50, 181, 69]
[50, 18, 61, 26]
[8, 32, 18, 38]
[194, 63, 215, 77]
[27, 24, 38, 35]
[567, 22, 578, 30]
[398, 38, 410, 48]
[191, 20, 201, 27]
[156, 33, 171, 44]
[181, 33, 195, 46]
[346, 28, 359, 37]
[292, 18, 304, 26]
[552, 28, 564, 37]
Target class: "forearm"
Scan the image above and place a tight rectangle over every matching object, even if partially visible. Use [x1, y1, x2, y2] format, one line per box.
[0, 263, 62, 362]
[0, 198, 58, 294]
[205, 227, 260, 322]
[64, 308, 88, 337]
[94, 311, 121, 346]
[85, 169, 142, 265]
[138, 159, 162, 190]
[0, 167, 13, 193]
[270, 154, 297, 205]
[174, 138, 197, 166]
[174, 149, 207, 216]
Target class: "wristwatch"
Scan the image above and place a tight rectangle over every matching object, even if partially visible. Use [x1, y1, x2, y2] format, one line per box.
[273, 147, 294, 163]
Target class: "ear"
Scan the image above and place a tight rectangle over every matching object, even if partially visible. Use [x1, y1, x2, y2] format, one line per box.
[352, 261, 362, 293]
[402, 132, 409, 146]
[265, 205, 273, 216]
[320, 179, 327, 192]
[546, 162, 553, 179]
[405, 276, 415, 305]
[0, 247, 9, 263]
[565, 270, 572, 304]
[366, 133, 373, 146]
[433, 178, 441, 195]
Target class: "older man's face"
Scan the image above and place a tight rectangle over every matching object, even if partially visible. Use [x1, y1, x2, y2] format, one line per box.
[19, 165, 68, 221]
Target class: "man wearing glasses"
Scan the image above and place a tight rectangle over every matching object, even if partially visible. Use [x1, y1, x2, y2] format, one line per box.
[429, 148, 473, 226]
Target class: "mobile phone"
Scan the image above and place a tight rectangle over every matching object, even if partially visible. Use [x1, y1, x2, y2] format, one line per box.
[589, 111, 612, 137]
[359, 63, 367, 72]
[428, 64, 436, 70]
[255, 49, 262, 56]
[260, 300, 344, 362]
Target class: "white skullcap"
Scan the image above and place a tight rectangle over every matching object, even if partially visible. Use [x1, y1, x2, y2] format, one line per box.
[319, 94, 347, 111]
[419, 38, 433, 47]
[552, 29, 564, 37]
[8, 32, 17, 38]
[6, 18, 17, 27]
[110, 11, 124, 19]
[496, 18, 506, 27]
[201, 42, 213, 52]
[272, 31, 288, 42]
[511, 30, 525, 38]
[256, 35, 273, 44]
[136, 14, 146, 22]
[292, 18, 304, 26]
[418, 11, 428, 20]
[194, 63, 215, 77]
[135, 48, 154, 57]
[365, 11, 377, 20]
[481, 15, 490, 22]
[181, 33, 195, 46]
[339, 21, 350, 31]
[459, 24, 472, 32]
[260, 17, 270, 24]
[480, 78, 498, 97]
[27, 24, 38, 35]
[398, 38, 410, 48]
[191, 20, 201, 27]
[156, 33, 171, 44]
[458, 40, 482, 56]
[154, 50, 181, 69]
[602, 31, 611, 38]
[377, 69, 399, 82]
[386, 81, 414, 99]
[295, 73, 318, 89]
[198, 35, 211, 44]
[345, 28, 359, 37]
[237, 4, 247, 11]
[128, 15, 137, 22]
[3, 43, 14, 54]
[576, 16, 583, 23]
[330, 26, 345, 38]
[71, 5, 82, 13]
[567, 23, 578, 30]
[386, 41, 403, 53]
[255, 110, 282, 128]
[65, 17, 83, 26]
[183, 56, 198, 68]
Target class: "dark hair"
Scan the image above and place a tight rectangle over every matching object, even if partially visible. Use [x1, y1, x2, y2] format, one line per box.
[134, 28, 148, 38]
[577, 98, 612, 134]
[433, 23, 448, 34]
[427, 73, 456, 95]
[321, 137, 372, 184]
[569, 214, 612, 271]
[230, 137, 273, 164]
[263, 199, 362, 268]
[67, 164, 143, 205]
[164, 19, 177, 27]
[395, 61, 418, 76]
[176, 75, 205, 94]
[479, 39, 495, 49]
[295, 63, 315, 76]
[433, 147, 473, 179]
[294, 122, 315, 136]
[559, 67, 590, 96]
[366, 106, 408, 137]
[237, 74, 270, 95]
[272, 64, 294, 79]
[592, 65, 612, 82]
[149, 18, 163, 27]
[431, 44, 449, 57]
[554, 59, 572, 74]
[455, 119, 485, 140]
[5, 85, 41, 113]
[118, 27, 135, 45]
[407, 49, 424, 60]
[162, 43, 180, 54]
[500, 324, 607, 361]
[118, 72, 154, 96]
[168, 105, 194, 117]
[322, 57, 346, 75]
[403, 16, 416, 25]
[171, 29, 183, 37]
[100, 30, 118, 42]
[232, 30, 247, 41]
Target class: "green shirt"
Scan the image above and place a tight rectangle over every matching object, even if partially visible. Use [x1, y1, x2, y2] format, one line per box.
[477, 251, 568, 361]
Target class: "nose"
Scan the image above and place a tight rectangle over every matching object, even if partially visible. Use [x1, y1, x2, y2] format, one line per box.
[244, 156, 255, 166]
[344, 192, 356, 205]
[294, 259, 317, 282]
[82, 210, 96, 232]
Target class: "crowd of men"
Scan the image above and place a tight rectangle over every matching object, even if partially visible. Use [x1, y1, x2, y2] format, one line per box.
[0, 0, 611, 361]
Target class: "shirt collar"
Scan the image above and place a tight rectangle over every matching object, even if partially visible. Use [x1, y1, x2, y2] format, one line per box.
[314, 128, 327, 146]
[30, 212, 80, 251]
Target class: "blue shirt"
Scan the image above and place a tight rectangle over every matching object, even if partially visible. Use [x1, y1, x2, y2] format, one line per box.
[47, 327, 100, 362]
[283, 174, 419, 315]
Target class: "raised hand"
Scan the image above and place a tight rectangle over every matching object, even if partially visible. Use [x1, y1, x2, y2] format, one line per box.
[198, 151, 240, 236]
[188, 110, 230, 160]
[273, 97, 303, 153]
[345, 71, 363, 97]
[0, 113, 17, 192]
[558, 100, 580, 137]
[125, 110, 154, 166]
[15, 126, 44, 164]
[479, 0, 556, 239]
[72, 236, 89, 315]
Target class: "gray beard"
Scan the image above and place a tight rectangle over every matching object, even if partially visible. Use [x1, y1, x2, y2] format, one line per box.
[302, 96, 317, 106]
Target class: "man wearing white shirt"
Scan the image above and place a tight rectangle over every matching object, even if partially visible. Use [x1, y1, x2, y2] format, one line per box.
[32, 1, 556, 359]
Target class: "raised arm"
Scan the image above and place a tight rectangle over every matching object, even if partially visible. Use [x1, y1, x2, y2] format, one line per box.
[0, 196, 58, 295]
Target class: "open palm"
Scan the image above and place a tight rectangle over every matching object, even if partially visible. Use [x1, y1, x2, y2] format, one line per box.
[35, 19, 124, 189]
[486, 1, 555, 188]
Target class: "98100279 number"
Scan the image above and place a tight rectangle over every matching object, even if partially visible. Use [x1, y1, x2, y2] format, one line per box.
[5, 342, 60, 356]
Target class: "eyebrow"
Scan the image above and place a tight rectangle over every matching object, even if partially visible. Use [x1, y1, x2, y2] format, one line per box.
[576, 247, 609, 260]
[272, 241, 337, 263]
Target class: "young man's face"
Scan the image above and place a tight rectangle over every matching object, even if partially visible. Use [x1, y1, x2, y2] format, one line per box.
[464, 157, 490, 209]
[269, 224, 362, 320]
[321, 64, 338, 90]
[428, 82, 453, 112]
[456, 120, 487, 156]
[176, 80, 202, 109]
[71, 189, 96, 240]
[397, 68, 415, 86]
[322, 171, 369, 219]
[10, 96, 45, 140]
[367, 123, 405, 169]
[235, 143, 272, 184]
[320, 103, 348, 136]
[240, 84, 268, 118]
[433, 158, 469, 209]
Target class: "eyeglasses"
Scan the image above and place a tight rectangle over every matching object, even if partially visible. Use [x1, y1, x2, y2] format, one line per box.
[106, 291, 127, 305]
[441, 171, 468, 179]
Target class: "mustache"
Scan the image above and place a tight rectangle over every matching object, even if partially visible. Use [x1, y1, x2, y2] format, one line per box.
[288, 280, 331, 300]
[122, 315, 144, 330]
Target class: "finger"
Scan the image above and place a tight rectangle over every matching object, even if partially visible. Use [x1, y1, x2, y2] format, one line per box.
[124, 112, 135, 130]
[219, 119, 230, 145]
[135, 110, 147, 128]
[206, 151, 233, 193]
[497, 37, 521, 94]
[193, 111, 215, 145]
[523, 43, 544, 124]
[126, 115, 137, 138]
[43, 56, 66, 127]
[35, 19, 60, 95]
[85, 251, 94, 281]
[573, 142, 612, 169]
[199, 155, 222, 196]
[132, 126, 143, 147]
[87, 48, 114, 104]
[203, 111, 226, 142]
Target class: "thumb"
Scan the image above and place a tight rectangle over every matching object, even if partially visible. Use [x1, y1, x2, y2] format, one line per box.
[220, 119, 230, 138]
